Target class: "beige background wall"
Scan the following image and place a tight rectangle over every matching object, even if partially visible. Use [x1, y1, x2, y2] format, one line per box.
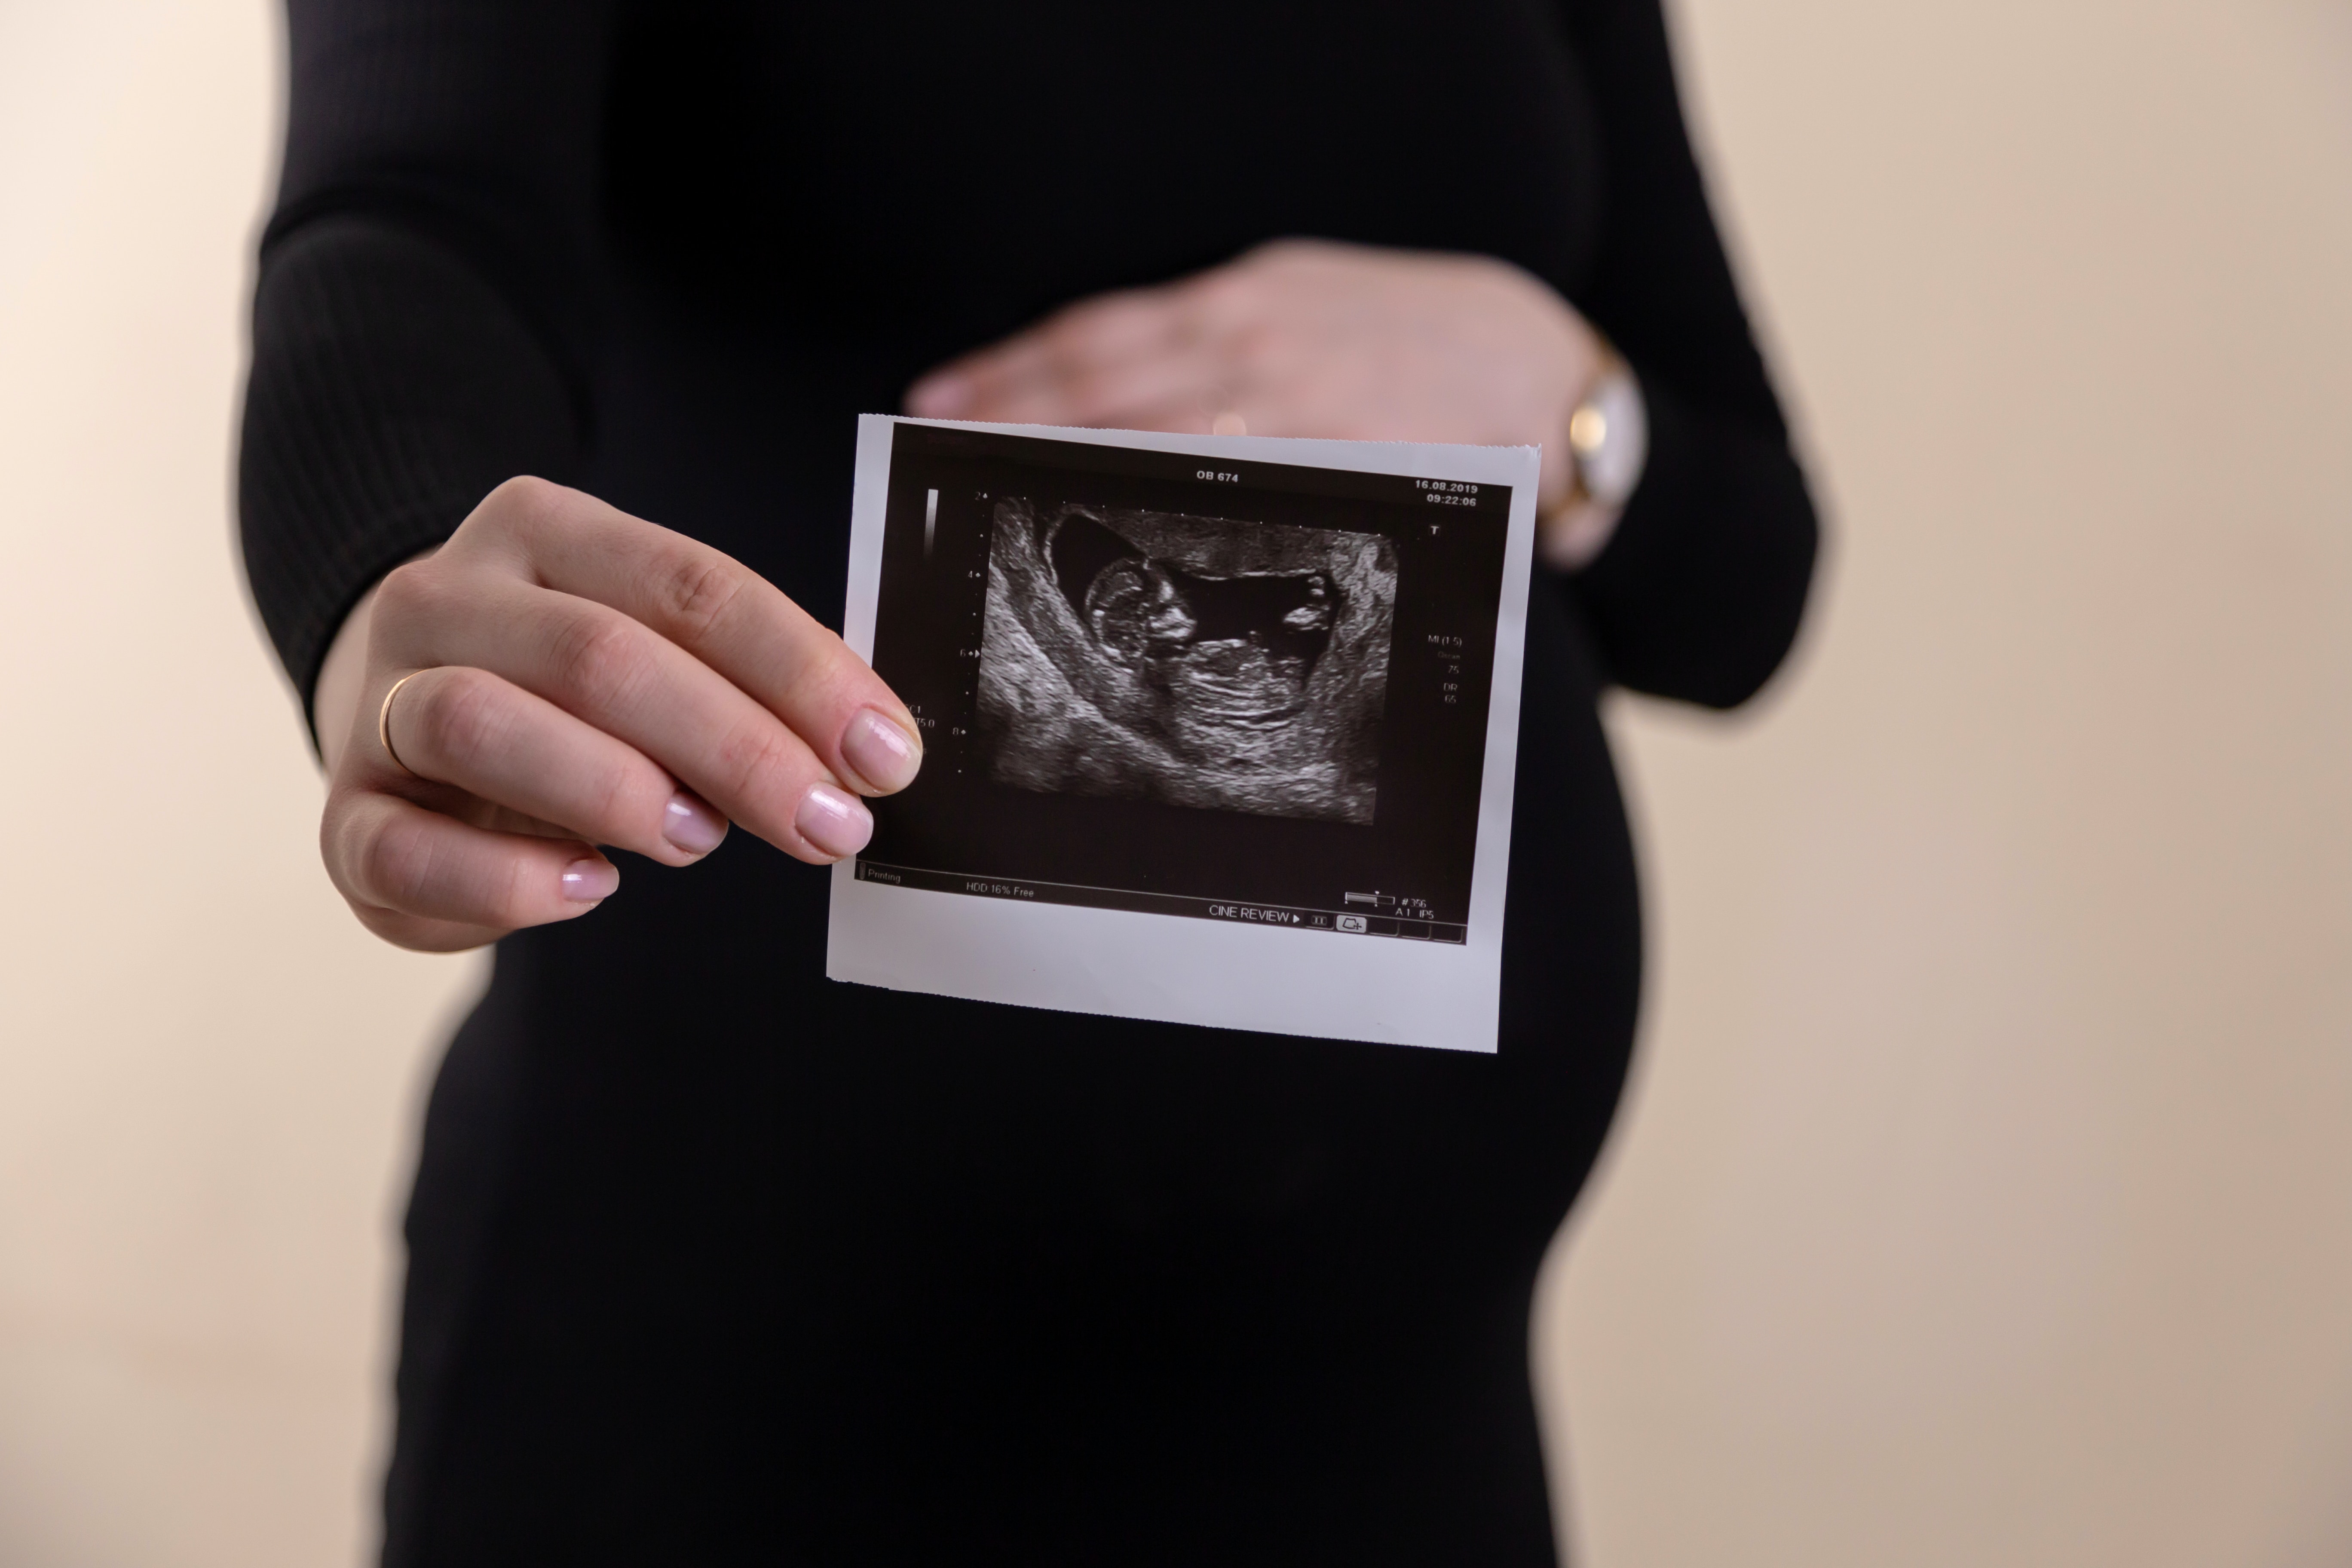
[0, 0, 2345, 1563]
[1538, 2, 2352, 1565]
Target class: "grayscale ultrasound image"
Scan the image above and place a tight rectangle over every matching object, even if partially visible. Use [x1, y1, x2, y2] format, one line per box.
[974, 500, 1397, 824]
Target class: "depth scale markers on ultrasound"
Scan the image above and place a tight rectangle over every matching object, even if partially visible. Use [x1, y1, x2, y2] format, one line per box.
[828, 416, 1540, 1054]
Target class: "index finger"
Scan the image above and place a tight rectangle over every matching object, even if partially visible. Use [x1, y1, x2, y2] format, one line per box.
[906, 287, 1189, 418]
[461, 479, 924, 798]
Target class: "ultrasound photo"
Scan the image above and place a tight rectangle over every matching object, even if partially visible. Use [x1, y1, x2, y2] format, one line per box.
[974, 499, 1397, 824]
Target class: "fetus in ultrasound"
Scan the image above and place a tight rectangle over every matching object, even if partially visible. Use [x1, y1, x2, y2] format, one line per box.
[974, 500, 1395, 824]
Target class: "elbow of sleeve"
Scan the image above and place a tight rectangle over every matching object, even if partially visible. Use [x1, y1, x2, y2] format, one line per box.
[1565, 385, 1822, 710]
[1645, 502, 1818, 710]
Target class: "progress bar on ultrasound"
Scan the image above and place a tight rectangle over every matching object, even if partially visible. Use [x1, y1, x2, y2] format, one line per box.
[854, 861, 1467, 943]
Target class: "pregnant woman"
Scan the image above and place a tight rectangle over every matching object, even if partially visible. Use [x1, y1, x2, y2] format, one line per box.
[241, 1, 1817, 1561]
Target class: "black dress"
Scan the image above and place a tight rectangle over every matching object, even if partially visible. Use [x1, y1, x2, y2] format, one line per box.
[239, 1, 1818, 1562]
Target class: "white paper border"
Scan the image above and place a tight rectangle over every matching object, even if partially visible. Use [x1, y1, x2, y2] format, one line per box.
[827, 416, 1538, 1054]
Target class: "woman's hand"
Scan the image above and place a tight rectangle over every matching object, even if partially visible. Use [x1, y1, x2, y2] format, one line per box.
[311, 477, 922, 953]
[906, 239, 1612, 543]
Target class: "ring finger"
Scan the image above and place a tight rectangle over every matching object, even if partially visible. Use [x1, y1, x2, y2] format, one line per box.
[404, 580, 871, 862]
[379, 664, 729, 867]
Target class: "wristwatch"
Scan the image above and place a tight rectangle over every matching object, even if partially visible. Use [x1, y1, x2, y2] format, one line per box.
[1563, 354, 1647, 511]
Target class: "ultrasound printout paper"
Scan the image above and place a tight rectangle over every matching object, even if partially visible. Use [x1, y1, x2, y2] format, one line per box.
[826, 417, 1539, 1054]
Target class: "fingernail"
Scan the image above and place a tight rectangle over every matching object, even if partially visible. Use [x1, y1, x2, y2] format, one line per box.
[909, 374, 969, 416]
[560, 857, 619, 903]
[796, 781, 873, 859]
[841, 707, 923, 794]
[662, 791, 727, 855]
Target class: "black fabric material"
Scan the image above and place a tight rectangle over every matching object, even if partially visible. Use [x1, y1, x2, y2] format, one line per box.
[241, 218, 585, 721]
[239, 1, 1819, 1562]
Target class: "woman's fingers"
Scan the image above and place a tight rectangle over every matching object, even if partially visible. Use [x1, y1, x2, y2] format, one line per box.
[901, 239, 1600, 446]
[378, 665, 728, 867]
[909, 289, 1241, 428]
[428, 482, 923, 805]
[379, 567, 874, 864]
[325, 479, 944, 952]
[911, 288, 1185, 414]
[969, 347, 1234, 430]
[323, 786, 619, 935]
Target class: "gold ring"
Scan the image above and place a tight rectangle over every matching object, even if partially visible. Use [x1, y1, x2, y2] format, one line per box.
[378, 670, 428, 777]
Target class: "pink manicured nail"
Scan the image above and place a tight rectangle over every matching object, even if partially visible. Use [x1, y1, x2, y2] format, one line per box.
[560, 857, 619, 902]
[662, 791, 727, 855]
[909, 374, 970, 416]
[841, 708, 922, 794]
[796, 782, 873, 859]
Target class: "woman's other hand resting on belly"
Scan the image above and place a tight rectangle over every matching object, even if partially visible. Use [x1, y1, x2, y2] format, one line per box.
[906, 238, 1628, 568]
[309, 476, 923, 953]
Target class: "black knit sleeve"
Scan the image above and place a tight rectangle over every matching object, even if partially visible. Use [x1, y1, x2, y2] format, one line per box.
[237, 0, 623, 731]
[1554, 0, 1821, 708]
